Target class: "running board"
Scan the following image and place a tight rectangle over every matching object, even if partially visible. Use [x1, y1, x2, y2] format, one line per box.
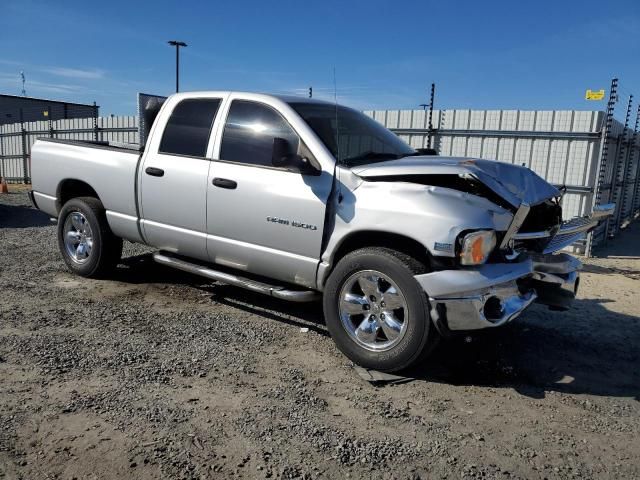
[152, 252, 320, 303]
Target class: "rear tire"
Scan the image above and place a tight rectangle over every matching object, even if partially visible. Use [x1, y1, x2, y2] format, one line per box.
[57, 197, 122, 278]
[323, 247, 439, 372]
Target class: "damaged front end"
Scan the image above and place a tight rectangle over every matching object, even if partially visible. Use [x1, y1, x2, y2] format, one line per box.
[508, 201, 615, 254]
[415, 252, 582, 333]
[415, 200, 615, 333]
[352, 156, 615, 333]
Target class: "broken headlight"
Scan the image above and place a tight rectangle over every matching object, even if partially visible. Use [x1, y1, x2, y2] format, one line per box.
[459, 230, 497, 265]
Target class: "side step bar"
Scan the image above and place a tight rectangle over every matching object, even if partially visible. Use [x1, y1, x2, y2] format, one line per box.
[152, 252, 320, 303]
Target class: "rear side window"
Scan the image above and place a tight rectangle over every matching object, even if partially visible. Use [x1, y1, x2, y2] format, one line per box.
[219, 100, 299, 167]
[159, 98, 221, 157]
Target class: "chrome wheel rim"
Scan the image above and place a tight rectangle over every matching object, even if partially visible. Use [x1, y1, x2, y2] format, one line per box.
[338, 270, 409, 352]
[63, 211, 93, 264]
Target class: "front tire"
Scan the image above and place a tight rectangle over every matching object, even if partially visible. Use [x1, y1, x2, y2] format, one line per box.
[57, 197, 122, 278]
[323, 247, 438, 372]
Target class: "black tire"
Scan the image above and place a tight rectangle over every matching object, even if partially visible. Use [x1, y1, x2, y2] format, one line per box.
[323, 247, 439, 372]
[57, 196, 123, 278]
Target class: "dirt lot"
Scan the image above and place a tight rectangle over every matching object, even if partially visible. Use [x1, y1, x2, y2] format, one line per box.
[1, 189, 639, 479]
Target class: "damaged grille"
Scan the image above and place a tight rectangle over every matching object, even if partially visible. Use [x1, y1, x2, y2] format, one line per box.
[518, 200, 562, 233]
[514, 200, 563, 252]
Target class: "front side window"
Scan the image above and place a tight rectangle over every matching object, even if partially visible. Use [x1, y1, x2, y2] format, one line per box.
[159, 98, 221, 157]
[288, 102, 416, 167]
[220, 100, 299, 167]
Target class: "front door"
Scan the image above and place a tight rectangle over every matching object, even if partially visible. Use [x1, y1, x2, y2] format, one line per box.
[140, 97, 222, 262]
[206, 99, 333, 288]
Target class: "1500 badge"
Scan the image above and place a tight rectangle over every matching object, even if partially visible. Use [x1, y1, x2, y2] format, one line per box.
[267, 216, 318, 231]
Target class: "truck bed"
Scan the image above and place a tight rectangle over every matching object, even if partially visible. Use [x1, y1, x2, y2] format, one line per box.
[30, 137, 144, 243]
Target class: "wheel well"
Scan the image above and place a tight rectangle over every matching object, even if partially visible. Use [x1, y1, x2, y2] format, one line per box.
[330, 231, 432, 271]
[57, 179, 99, 211]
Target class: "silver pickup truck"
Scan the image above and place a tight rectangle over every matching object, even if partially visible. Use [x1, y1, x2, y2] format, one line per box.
[29, 91, 613, 372]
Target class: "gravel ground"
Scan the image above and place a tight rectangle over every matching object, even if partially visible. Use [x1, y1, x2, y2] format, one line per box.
[1, 189, 639, 479]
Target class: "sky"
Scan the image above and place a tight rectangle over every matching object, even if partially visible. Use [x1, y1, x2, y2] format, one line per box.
[1, 0, 639, 116]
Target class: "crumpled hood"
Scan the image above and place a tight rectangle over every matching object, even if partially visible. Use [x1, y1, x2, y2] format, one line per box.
[351, 156, 560, 207]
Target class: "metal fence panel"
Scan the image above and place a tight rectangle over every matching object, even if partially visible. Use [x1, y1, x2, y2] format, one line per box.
[365, 108, 616, 250]
[372, 106, 640, 251]
[368, 108, 604, 208]
[0, 116, 139, 183]
[3, 103, 639, 251]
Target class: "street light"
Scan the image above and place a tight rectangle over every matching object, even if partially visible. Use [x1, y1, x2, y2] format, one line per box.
[168, 40, 187, 93]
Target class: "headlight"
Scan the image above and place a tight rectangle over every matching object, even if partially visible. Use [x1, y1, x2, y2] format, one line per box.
[459, 230, 496, 265]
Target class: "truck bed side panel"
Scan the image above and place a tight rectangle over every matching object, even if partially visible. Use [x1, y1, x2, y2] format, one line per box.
[31, 139, 143, 242]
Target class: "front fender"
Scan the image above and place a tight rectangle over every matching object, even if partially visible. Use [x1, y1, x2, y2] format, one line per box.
[323, 181, 512, 263]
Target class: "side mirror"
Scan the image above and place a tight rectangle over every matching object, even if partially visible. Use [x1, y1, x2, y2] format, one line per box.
[272, 137, 321, 175]
[272, 137, 294, 168]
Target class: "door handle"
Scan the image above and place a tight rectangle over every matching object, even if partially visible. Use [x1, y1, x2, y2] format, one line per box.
[145, 167, 165, 177]
[212, 177, 237, 189]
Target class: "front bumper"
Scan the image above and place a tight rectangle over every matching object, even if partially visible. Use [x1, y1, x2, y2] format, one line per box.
[415, 253, 580, 332]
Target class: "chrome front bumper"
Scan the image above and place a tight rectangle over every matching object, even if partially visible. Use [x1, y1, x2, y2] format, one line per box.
[415, 253, 581, 332]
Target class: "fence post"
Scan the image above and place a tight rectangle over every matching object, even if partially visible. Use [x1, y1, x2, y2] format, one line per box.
[586, 78, 617, 257]
[631, 105, 640, 216]
[93, 101, 99, 142]
[607, 94, 633, 237]
[0, 123, 4, 181]
[634, 155, 640, 216]
[427, 83, 435, 150]
[617, 104, 640, 228]
[19, 108, 29, 184]
[48, 106, 54, 138]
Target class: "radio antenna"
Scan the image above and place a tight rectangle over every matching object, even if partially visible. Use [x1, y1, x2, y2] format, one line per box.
[333, 67, 340, 164]
[333, 66, 343, 202]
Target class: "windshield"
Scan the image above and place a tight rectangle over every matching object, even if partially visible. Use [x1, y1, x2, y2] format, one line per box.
[288, 102, 416, 167]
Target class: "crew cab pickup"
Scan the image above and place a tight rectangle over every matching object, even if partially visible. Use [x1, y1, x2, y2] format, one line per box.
[29, 91, 614, 372]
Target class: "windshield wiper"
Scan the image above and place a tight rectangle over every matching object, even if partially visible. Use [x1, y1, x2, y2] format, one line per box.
[340, 151, 402, 166]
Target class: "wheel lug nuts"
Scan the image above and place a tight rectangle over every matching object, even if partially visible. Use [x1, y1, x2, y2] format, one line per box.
[369, 295, 376, 302]
[370, 314, 376, 321]
[363, 304, 370, 310]
[380, 313, 385, 319]
[380, 301, 386, 308]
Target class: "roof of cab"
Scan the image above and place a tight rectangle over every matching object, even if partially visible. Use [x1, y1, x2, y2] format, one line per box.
[170, 91, 337, 106]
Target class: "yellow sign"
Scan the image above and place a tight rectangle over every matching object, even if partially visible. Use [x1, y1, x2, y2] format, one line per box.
[585, 89, 605, 100]
[43, 110, 49, 117]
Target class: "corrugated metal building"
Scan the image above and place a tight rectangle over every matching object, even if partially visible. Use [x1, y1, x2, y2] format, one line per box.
[0, 94, 96, 125]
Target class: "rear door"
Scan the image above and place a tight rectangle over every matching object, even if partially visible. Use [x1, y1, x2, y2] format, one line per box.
[139, 96, 223, 262]
[206, 98, 333, 288]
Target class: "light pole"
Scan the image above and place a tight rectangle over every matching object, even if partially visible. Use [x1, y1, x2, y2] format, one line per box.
[168, 40, 187, 93]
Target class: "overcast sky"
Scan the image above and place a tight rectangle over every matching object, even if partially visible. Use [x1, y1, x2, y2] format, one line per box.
[1, 0, 639, 115]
